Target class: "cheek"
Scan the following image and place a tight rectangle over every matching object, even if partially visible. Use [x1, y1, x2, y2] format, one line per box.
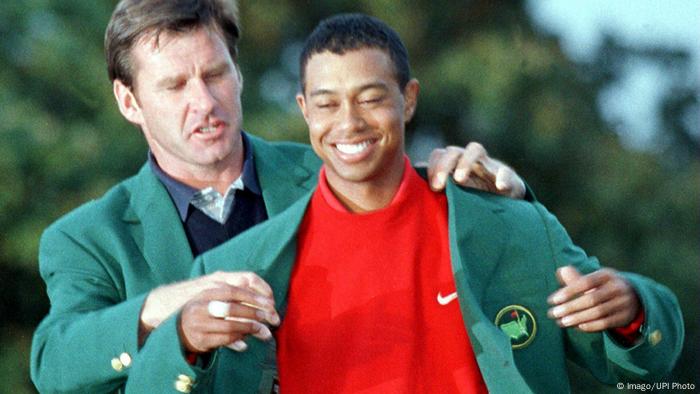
[307, 123, 330, 153]
[308, 133, 326, 159]
[148, 92, 183, 116]
[308, 127, 325, 147]
[376, 110, 404, 140]
[214, 85, 240, 106]
[306, 117, 328, 139]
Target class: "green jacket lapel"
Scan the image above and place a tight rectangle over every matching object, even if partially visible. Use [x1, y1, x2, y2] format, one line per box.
[122, 165, 194, 284]
[122, 137, 318, 287]
[445, 182, 532, 393]
[202, 190, 314, 314]
[249, 136, 319, 217]
[247, 193, 314, 314]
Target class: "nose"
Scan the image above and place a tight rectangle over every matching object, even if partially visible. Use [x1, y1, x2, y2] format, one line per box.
[187, 78, 216, 114]
[338, 102, 366, 133]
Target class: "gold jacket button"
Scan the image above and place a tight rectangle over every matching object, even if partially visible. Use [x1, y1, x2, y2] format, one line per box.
[174, 374, 195, 393]
[649, 330, 662, 346]
[177, 374, 194, 384]
[119, 352, 132, 368]
[111, 358, 124, 372]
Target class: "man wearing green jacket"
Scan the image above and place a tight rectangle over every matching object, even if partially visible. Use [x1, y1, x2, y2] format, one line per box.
[30, 1, 527, 393]
[191, 13, 684, 393]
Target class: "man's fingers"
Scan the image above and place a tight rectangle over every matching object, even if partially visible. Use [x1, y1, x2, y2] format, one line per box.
[426, 148, 443, 185]
[227, 340, 248, 352]
[493, 165, 526, 198]
[221, 319, 273, 341]
[548, 282, 623, 325]
[426, 142, 525, 198]
[428, 146, 463, 190]
[199, 285, 279, 325]
[202, 284, 274, 310]
[577, 308, 637, 332]
[549, 266, 605, 304]
[555, 266, 582, 286]
[453, 142, 487, 183]
[180, 298, 276, 353]
[211, 271, 274, 298]
[547, 267, 640, 332]
[558, 294, 635, 332]
[243, 274, 274, 299]
[454, 145, 525, 199]
[495, 166, 510, 191]
[206, 299, 280, 326]
[185, 302, 263, 334]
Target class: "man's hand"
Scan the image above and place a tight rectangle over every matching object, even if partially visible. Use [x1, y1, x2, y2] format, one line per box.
[140, 271, 274, 335]
[178, 284, 280, 353]
[426, 142, 525, 198]
[547, 266, 641, 332]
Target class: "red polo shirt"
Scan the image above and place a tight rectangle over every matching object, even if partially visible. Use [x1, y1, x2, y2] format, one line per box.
[276, 159, 487, 393]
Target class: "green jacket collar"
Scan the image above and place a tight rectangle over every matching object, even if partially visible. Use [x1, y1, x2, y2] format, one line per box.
[121, 135, 319, 285]
[248, 135, 319, 217]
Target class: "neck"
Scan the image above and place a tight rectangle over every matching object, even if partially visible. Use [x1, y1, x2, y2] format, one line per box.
[325, 155, 406, 213]
[171, 161, 243, 195]
[152, 142, 244, 195]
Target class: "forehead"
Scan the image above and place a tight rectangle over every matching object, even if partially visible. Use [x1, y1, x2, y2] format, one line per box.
[130, 27, 231, 75]
[304, 48, 398, 91]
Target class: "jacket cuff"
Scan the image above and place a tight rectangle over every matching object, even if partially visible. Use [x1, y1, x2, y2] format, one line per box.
[602, 272, 684, 380]
[607, 308, 645, 347]
[124, 312, 216, 393]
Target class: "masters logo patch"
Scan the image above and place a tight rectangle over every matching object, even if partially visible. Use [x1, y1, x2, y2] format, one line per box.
[495, 305, 537, 349]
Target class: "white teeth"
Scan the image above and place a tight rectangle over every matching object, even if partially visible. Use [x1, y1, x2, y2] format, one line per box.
[199, 126, 215, 133]
[336, 140, 372, 154]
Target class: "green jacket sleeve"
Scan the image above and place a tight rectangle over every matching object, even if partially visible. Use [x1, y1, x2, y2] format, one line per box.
[123, 313, 217, 393]
[31, 226, 145, 393]
[536, 203, 684, 382]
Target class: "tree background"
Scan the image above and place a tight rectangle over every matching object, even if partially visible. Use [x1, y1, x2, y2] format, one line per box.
[1, 1, 697, 392]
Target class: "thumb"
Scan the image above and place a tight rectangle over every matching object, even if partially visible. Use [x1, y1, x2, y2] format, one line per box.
[556, 266, 582, 286]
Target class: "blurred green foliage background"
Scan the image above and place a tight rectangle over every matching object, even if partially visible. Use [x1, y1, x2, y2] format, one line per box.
[1, 1, 697, 392]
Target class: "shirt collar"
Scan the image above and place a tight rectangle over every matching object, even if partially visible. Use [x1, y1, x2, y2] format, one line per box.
[318, 155, 412, 213]
[149, 131, 262, 221]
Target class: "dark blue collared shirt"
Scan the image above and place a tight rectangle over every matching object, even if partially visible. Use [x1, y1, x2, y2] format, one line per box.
[149, 132, 268, 256]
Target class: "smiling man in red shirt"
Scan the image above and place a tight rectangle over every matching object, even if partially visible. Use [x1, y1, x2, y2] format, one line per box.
[193, 13, 683, 393]
[275, 22, 487, 393]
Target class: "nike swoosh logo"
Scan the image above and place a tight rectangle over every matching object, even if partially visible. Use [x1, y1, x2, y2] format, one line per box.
[437, 291, 458, 306]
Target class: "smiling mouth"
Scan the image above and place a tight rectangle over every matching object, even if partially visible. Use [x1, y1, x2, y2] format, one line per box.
[335, 139, 376, 155]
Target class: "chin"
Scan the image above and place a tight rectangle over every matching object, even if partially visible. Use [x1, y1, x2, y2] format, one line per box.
[334, 167, 381, 183]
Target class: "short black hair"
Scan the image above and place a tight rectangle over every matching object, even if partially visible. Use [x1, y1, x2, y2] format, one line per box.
[299, 13, 410, 92]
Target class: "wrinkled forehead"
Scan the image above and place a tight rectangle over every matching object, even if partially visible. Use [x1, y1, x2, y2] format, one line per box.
[134, 24, 223, 54]
[129, 26, 233, 88]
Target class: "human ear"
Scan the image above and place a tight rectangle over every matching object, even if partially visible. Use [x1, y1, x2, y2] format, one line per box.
[403, 78, 420, 121]
[234, 64, 244, 90]
[296, 93, 309, 123]
[113, 80, 144, 126]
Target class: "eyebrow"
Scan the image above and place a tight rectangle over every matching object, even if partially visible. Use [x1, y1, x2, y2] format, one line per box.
[308, 82, 389, 97]
[202, 62, 231, 77]
[155, 74, 183, 90]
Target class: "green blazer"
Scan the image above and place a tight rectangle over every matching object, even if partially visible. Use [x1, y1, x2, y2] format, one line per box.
[192, 178, 684, 393]
[30, 135, 321, 393]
